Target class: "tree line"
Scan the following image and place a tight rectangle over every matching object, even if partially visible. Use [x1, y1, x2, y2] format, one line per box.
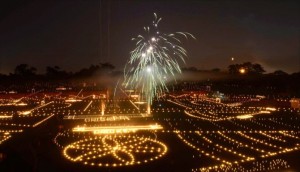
[1, 61, 296, 77]
[0, 63, 118, 79]
[0, 62, 299, 96]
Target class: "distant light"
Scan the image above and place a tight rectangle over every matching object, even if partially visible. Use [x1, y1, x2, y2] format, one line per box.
[147, 67, 152, 73]
[239, 68, 246, 74]
[151, 37, 156, 42]
[142, 53, 146, 57]
[231, 57, 234, 61]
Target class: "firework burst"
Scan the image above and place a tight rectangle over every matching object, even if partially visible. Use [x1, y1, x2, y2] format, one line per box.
[123, 13, 195, 114]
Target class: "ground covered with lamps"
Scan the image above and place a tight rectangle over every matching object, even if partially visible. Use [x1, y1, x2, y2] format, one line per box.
[0, 91, 299, 172]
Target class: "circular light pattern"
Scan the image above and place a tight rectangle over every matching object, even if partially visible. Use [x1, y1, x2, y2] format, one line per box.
[62, 134, 167, 167]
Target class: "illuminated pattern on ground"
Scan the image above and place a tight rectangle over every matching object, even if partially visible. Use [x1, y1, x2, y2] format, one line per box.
[72, 124, 163, 134]
[55, 131, 167, 167]
[1, 91, 299, 171]
[0, 94, 69, 145]
[0, 132, 11, 145]
[162, 94, 300, 171]
[196, 159, 290, 172]
[173, 130, 299, 171]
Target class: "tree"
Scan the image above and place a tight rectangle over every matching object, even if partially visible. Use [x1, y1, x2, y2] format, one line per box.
[228, 64, 241, 74]
[14, 64, 37, 76]
[228, 62, 265, 75]
[46, 66, 69, 79]
[211, 68, 221, 72]
[272, 70, 288, 76]
[100, 63, 115, 70]
[250, 63, 265, 74]
[182, 66, 198, 72]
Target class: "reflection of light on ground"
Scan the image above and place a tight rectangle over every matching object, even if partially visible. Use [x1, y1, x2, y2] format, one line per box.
[236, 114, 253, 119]
[134, 101, 147, 105]
[175, 130, 300, 172]
[19, 111, 31, 115]
[0, 115, 12, 119]
[0, 133, 11, 145]
[18, 101, 53, 116]
[266, 107, 276, 111]
[195, 158, 291, 172]
[32, 114, 55, 127]
[73, 124, 163, 134]
[63, 115, 132, 121]
[1, 91, 299, 171]
[0, 102, 27, 106]
[84, 115, 130, 122]
[65, 98, 82, 103]
[0, 130, 23, 145]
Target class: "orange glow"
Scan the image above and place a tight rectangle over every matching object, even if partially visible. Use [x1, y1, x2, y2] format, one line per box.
[239, 68, 246, 74]
[72, 124, 163, 134]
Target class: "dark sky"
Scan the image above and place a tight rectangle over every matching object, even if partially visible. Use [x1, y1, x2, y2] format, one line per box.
[0, 0, 299, 74]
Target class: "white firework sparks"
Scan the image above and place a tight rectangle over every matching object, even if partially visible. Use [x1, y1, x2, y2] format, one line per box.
[123, 13, 195, 114]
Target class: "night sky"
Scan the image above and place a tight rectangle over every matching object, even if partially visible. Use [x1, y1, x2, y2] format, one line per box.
[0, 0, 299, 74]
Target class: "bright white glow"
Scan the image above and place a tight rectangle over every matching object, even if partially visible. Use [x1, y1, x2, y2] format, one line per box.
[142, 53, 146, 57]
[239, 68, 246, 74]
[146, 67, 152, 73]
[123, 13, 195, 115]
